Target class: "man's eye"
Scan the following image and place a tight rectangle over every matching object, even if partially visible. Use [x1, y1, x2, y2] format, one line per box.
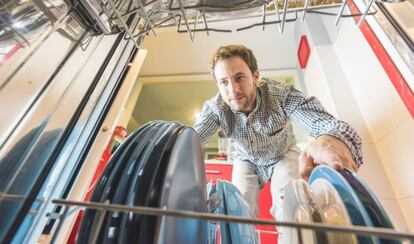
[220, 80, 228, 85]
[236, 76, 245, 81]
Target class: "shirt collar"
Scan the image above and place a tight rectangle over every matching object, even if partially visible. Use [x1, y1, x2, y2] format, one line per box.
[227, 87, 261, 116]
[258, 79, 281, 112]
[251, 87, 261, 115]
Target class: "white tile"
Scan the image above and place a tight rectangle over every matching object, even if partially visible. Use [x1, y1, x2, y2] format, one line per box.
[303, 50, 338, 117]
[333, 19, 410, 143]
[375, 118, 414, 198]
[398, 197, 414, 232]
[357, 142, 396, 199]
[377, 198, 408, 232]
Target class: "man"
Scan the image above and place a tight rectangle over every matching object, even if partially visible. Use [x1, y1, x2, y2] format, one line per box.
[194, 44, 362, 220]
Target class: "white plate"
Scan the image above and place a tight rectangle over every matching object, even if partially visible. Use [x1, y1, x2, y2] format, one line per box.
[280, 179, 327, 244]
[311, 178, 358, 244]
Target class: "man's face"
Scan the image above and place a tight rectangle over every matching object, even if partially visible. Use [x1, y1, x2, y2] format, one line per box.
[214, 56, 259, 114]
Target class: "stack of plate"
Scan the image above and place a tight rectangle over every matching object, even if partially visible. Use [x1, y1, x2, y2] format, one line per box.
[281, 165, 399, 244]
[77, 121, 208, 244]
[280, 179, 329, 244]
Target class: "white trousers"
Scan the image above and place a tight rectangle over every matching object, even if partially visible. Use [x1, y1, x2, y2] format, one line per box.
[231, 146, 300, 220]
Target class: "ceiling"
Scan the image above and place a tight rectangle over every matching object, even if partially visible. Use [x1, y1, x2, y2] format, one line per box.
[139, 21, 298, 77]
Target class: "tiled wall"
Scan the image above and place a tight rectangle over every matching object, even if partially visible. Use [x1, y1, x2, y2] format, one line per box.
[296, 14, 411, 231]
[332, 16, 414, 231]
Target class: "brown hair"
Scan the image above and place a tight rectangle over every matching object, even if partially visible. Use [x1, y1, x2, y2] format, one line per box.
[210, 44, 258, 77]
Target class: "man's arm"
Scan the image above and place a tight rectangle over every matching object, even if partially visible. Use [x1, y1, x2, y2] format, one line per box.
[283, 85, 363, 180]
[193, 100, 220, 146]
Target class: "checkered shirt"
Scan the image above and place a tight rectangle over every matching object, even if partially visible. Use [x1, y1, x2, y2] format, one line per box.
[194, 78, 363, 184]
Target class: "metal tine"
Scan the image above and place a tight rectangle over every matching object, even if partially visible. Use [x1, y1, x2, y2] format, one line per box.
[177, 0, 194, 42]
[297, 228, 304, 244]
[308, 8, 376, 16]
[116, 0, 131, 15]
[126, 14, 177, 39]
[0, 16, 30, 46]
[32, 0, 57, 23]
[134, 0, 157, 36]
[176, 14, 231, 33]
[357, 0, 375, 27]
[192, 11, 199, 40]
[172, 11, 179, 26]
[90, 200, 110, 244]
[115, 0, 157, 19]
[201, 10, 210, 36]
[281, 0, 289, 33]
[0, 193, 44, 203]
[236, 14, 297, 31]
[273, 0, 282, 32]
[335, 0, 347, 25]
[108, 0, 140, 49]
[50, 206, 69, 244]
[261, 3, 266, 31]
[301, 0, 310, 22]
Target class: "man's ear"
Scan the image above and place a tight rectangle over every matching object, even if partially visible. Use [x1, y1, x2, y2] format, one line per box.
[253, 70, 260, 84]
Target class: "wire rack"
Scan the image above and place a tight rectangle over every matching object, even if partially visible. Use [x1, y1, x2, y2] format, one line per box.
[0, 0, 379, 58]
[0, 0, 70, 48]
[30, 196, 414, 243]
[2, 193, 412, 243]
[95, 0, 378, 44]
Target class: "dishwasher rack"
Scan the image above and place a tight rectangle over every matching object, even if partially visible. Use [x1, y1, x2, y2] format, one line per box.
[51, 0, 382, 46]
[0, 0, 380, 61]
[1, 192, 410, 243]
[97, 0, 379, 43]
[27, 197, 414, 243]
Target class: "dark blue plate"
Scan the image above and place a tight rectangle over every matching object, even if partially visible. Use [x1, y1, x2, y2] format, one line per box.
[77, 122, 155, 244]
[155, 127, 208, 244]
[340, 168, 400, 244]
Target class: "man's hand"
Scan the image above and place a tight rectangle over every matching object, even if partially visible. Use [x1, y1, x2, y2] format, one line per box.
[299, 135, 358, 181]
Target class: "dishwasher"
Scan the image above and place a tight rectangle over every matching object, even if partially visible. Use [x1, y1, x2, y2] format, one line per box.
[0, 0, 413, 243]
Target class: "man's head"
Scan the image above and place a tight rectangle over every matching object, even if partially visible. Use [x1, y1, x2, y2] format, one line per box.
[210, 45, 260, 114]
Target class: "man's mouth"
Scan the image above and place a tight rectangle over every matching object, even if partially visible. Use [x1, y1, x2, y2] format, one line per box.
[230, 95, 244, 101]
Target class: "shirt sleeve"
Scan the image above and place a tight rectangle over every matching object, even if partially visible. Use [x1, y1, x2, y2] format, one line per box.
[193, 100, 220, 147]
[283, 86, 363, 167]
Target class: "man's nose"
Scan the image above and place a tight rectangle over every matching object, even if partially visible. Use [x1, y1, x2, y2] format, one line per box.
[227, 79, 239, 95]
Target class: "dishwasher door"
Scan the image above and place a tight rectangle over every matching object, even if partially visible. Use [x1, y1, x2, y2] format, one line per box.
[0, 1, 146, 242]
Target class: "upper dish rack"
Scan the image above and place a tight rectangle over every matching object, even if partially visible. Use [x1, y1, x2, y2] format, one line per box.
[0, 0, 382, 52]
[79, 0, 380, 45]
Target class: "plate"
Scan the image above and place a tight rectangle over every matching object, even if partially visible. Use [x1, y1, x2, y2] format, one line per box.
[135, 123, 184, 244]
[77, 122, 155, 243]
[220, 180, 259, 244]
[95, 122, 161, 243]
[280, 179, 328, 244]
[119, 122, 173, 243]
[215, 180, 231, 244]
[155, 127, 208, 244]
[310, 178, 358, 244]
[309, 165, 378, 244]
[339, 168, 399, 244]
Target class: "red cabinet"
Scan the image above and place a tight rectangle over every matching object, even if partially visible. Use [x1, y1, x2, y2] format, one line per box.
[205, 161, 278, 244]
